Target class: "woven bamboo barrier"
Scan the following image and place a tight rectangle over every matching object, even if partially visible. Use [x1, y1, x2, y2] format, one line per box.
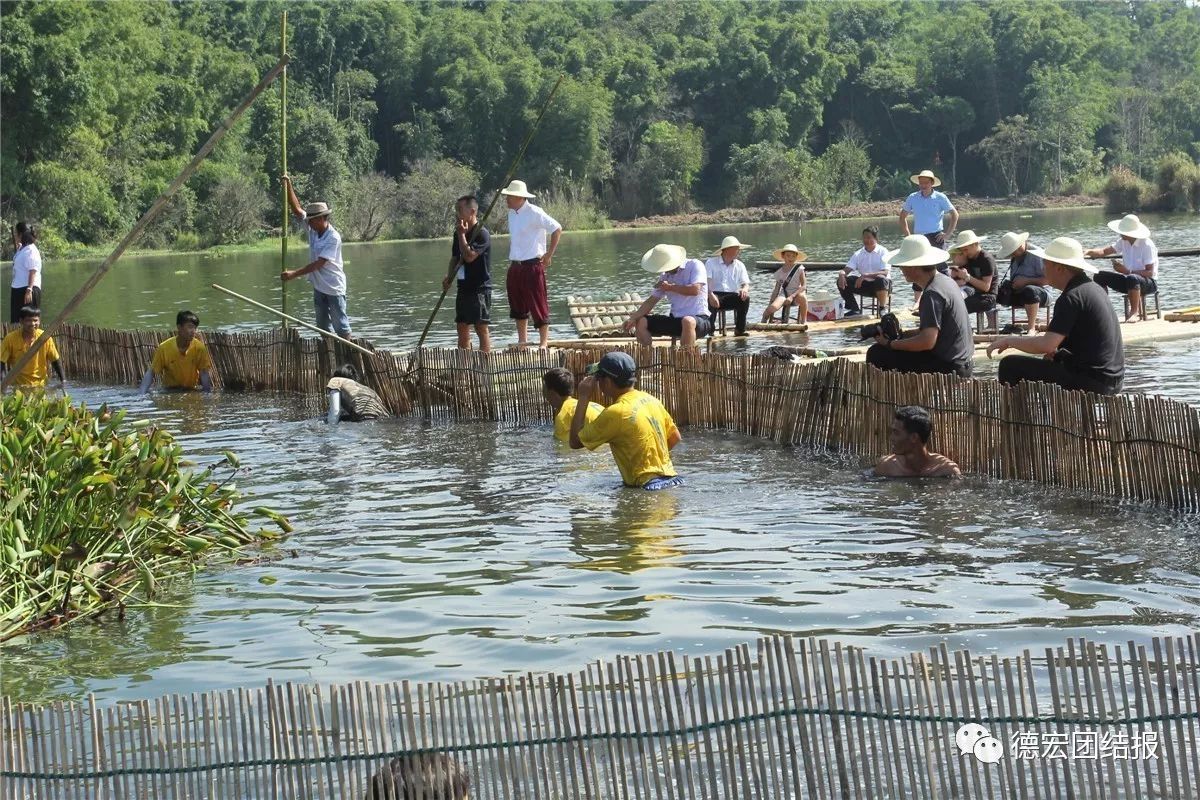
[3, 632, 1198, 799]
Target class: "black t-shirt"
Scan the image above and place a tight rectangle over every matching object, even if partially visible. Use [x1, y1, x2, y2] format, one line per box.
[918, 270, 975, 368]
[1049, 273, 1125, 384]
[962, 251, 998, 296]
[451, 226, 491, 290]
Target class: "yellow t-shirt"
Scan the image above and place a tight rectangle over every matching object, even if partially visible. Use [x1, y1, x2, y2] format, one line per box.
[151, 336, 213, 389]
[578, 389, 678, 487]
[553, 397, 603, 442]
[1, 329, 60, 387]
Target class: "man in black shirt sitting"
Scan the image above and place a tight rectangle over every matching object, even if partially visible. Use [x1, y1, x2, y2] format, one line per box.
[948, 230, 998, 319]
[986, 237, 1124, 395]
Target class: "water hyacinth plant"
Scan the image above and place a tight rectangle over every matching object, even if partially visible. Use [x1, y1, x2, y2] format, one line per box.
[0, 392, 289, 641]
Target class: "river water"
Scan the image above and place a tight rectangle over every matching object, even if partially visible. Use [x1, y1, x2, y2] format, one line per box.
[3, 208, 1199, 705]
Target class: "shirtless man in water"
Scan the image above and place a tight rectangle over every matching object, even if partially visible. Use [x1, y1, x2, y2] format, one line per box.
[874, 405, 961, 478]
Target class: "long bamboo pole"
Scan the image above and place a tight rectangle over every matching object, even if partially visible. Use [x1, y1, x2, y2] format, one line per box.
[0, 56, 291, 392]
[414, 74, 566, 349]
[210, 283, 375, 356]
[280, 11, 289, 330]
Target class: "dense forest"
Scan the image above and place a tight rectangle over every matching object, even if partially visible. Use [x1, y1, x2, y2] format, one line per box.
[2, 0, 1199, 253]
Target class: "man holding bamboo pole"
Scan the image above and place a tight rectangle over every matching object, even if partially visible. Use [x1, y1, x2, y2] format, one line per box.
[281, 175, 350, 338]
[442, 195, 492, 353]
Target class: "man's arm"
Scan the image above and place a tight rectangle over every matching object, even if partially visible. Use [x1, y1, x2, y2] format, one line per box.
[569, 375, 597, 449]
[443, 255, 461, 290]
[899, 209, 911, 236]
[944, 209, 959, 235]
[1084, 245, 1117, 258]
[886, 326, 938, 352]
[199, 371, 213, 392]
[544, 226, 562, 268]
[667, 428, 682, 449]
[986, 331, 1065, 358]
[873, 454, 906, 477]
[622, 296, 662, 331]
[282, 257, 330, 281]
[282, 175, 304, 219]
[139, 368, 155, 394]
[50, 360, 65, 385]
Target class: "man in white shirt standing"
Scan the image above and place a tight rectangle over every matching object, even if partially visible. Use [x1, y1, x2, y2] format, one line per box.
[838, 225, 892, 318]
[501, 179, 562, 348]
[705, 235, 752, 336]
[1085, 214, 1158, 323]
[281, 175, 350, 337]
[9, 222, 41, 324]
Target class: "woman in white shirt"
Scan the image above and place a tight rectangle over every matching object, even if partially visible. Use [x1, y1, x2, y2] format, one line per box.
[1084, 214, 1157, 323]
[9, 222, 42, 324]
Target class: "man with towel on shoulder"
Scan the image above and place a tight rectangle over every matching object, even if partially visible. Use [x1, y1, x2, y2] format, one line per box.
[501, 179, 562, 349]
[622, 244, 713, 348]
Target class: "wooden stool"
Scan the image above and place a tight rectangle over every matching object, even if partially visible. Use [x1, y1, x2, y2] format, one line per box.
[713, 308, 729, 335]
[974, 310, 999, 334]
[1124, 290, 1162, 320]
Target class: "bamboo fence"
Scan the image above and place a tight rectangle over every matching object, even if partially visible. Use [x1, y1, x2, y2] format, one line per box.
[44, 323, 1200, 509]
[3, 632, 1198, 799]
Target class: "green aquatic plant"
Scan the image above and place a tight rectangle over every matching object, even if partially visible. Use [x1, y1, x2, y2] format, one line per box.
[0, 392, 289, 641]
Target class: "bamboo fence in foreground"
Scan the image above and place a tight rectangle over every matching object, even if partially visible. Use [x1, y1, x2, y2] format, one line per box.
[47, 323, 1200, 510]
[3, 633, 1199, 799]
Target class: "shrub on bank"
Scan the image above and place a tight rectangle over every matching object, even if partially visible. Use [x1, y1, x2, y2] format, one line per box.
[0, 393, 289, 641]
[1154, 152, 1200, 212]
[1102, 166, 1153, 213]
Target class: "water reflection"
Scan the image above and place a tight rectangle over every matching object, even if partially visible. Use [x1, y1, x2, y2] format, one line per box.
[571, 489, 682, 573]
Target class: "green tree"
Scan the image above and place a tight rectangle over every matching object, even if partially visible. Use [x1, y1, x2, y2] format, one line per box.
[630, 121, 705, 215]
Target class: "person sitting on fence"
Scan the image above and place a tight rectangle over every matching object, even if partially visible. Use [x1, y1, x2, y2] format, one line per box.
[139, 310, 213, 393]
[947, 230, 998, 320]
[326, 363, 390, 423]
[442, 194, 492, 353]
[621, 244, 713, 348]
[368, 752, 470, 800]
[874, 405, 961, 478]
[570, 351, 684, 491]
[987, 237, 1124, 395]
[761, 243, 807, 323]
[0, 305, 64, 389]
[1084, 214, 1158, 323]
[994, 231, 1049, 334]
[543, 367, 602, 443]
[865, 235, 973, 377]
[705, 235, 752, 336]
[839, 226, 891, 318]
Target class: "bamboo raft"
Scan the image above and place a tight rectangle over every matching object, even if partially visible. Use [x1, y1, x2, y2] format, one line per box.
[3, 632, 1198, 798]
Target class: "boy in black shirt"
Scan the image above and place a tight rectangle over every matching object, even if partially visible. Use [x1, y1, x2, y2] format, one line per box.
[443, 195, 492, 352]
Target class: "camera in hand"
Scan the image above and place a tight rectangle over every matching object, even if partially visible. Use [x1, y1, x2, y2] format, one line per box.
[859, 312, 902, 342]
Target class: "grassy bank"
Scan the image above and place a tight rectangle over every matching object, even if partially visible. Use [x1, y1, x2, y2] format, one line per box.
[0, 392, 290, 641]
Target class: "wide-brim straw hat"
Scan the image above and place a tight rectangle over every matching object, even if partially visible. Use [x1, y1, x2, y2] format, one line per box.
[1106, 213, 1150, 239]
[715, 235, 750, 254]
[499, 179, 536, 199]
[886, 234, 950, 268]
[909, 169, 942, 187]
[1040, 236, 1097, 274]
[641, 243, 688, 274]
[773, 244, 807, 262]
[947, 229, 987, 252]
[304, 202, 332, 219]
[996, 231, 1030, 259]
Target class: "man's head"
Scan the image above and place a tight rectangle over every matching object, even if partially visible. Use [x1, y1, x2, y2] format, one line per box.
[775, 243, 802, 266]
[175, 310, 200, 346]
[917, 176, 934, 194]
[542, 367, 575, 408]
[890, 405, 933, 455]
[332, 363, 359, 381]
[716, 235, 748, 264]
[18, 305, 40, 335]
[456, 195, 479, 225]
[997, 231, 1030, 262]
[501, 179, 534, 211]
[368, 753, 469, 800]
[862, 226, 879, 250]
[910, 169, 941, 196]
[304, 203, 332, 234]
[13, 221, 35, 248]
[888, 234, 946, 286]
[588, 351, 637, 399]
[1038, 237, 1096, 290]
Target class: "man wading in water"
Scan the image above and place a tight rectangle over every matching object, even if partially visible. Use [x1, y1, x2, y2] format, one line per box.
[874, 405, 961, 478]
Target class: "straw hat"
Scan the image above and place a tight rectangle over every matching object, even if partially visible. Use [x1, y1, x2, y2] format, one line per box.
[773, 244, 807, 262]
[996, 231, 1030, 259]
[886, 234, 950, 268]
[304, 202, 332, 219]
[1040, 237, 1097, 274]
[715, 235, 750, 254]
[499, 179, 536, 199]
[809, 290, 834, 302]
[641, 243, 688, 274]
[947, 230, 987, 252]
[909, 169, 942, 187]
[1106, 213, 1150, 239]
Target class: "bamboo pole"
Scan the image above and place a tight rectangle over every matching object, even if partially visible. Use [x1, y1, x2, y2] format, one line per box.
[280, 11, 289, 329]
[210, 284, 374, 356]
[0, 55, 291, 392]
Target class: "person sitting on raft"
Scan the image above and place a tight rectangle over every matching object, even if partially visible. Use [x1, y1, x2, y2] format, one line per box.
[760, 243, 807, 324]
[874, 405, 961, 478]
[1084, 214, 1158, 323]
[543, 367, 602, 443]
[987, 237, 1124, 395]
[570, 351, 684, 491]
[839, 226, 891, 319]
[140, 310, 213, 393]
[994, 231, 1048, 334]
[947, 230, 998, 322]
[621, 244, 713, 348]
[326, 363, 389, 423]
[1, 305, 64, 389]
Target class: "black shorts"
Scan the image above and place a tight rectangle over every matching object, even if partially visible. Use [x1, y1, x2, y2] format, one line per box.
[455, 285, 491, 325]
[645, 314, 713, 338]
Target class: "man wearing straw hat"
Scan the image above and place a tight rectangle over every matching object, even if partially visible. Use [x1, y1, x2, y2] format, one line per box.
[1084, 213, 1158, 323]
[987, 237, 1124, 395]
[865, 235, 973, 377]
[621, 244, 713, 348]
[761, 243, 807, 324]
[947, 230, 999, 318]
[900, 169, 958, 309]
[501, 179, 562, 348]
[281, 175, 350, 338]
[993, 231, 1048, 334]
[705, 236, 753, 335]
[838, 225, 891, 318]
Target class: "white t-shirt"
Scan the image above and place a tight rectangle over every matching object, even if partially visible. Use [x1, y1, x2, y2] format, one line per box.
[1113, 237, 1157, 277]
[306, 222, 346, 296]
[771, 263, 805, 295]
[846, 245, 891, 279]
[704, 256, 750, 293]
[506, 202, 561, 262]
[11, 244, 42, 289]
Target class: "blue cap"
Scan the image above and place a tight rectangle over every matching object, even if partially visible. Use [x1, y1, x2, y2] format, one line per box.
[587, 351, 637, 382]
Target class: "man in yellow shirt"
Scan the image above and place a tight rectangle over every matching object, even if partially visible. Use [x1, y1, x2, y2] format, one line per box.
[569, 351, 684, 490]
[543, 367, 602, 443]
[140, 310, 214, 392]
[0, 306, 64, 388]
